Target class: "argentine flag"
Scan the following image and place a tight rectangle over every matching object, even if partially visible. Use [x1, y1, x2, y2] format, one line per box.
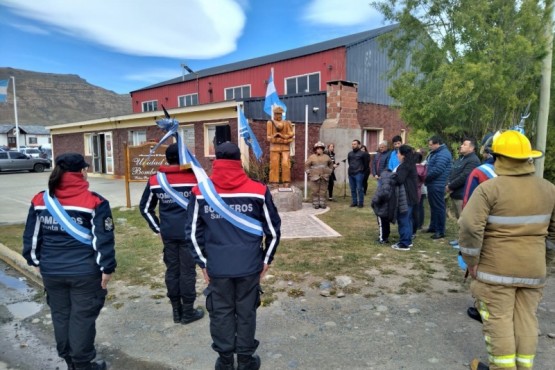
[263, 71, 287, 119]
[238, 107, 262, 161]
[0, 79, 8, 103]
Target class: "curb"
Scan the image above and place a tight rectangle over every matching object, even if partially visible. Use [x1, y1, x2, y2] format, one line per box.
[0, 243, 43, 288]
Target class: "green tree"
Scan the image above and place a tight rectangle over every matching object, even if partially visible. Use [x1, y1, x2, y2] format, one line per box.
[372, 0, 552, 143]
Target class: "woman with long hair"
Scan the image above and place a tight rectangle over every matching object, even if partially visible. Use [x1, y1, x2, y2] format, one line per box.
[23, 153, 116, 370]
[391, 145, 418, 251]
[324, 143, 339, 200]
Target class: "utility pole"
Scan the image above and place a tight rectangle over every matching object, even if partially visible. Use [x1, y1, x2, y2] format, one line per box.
[535, 1, 554, 177]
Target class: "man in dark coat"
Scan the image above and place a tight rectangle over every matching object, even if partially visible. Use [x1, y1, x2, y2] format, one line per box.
[446, 138, 481, 220]
[425, 135, 452, 239]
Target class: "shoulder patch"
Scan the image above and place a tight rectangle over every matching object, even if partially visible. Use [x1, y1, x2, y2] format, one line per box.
[104, 216, 114, 232]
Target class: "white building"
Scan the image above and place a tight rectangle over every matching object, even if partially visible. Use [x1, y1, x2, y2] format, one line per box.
[0, 124, 51, 149]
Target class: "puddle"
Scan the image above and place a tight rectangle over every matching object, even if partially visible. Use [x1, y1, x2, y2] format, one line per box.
[0, 270, 29, 293]
[6, 301, 42, 319]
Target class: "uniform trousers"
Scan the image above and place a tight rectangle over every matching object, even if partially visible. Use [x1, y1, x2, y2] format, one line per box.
[43, 274, 106, 364]
[310, 178, 328, 207]
[206, 273, 261, 356]
[471, 280, 542, 370]
[162, 239, 197, 304]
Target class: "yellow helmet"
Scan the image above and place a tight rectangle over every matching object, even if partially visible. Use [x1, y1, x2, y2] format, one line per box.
[492, 130, 542, 159]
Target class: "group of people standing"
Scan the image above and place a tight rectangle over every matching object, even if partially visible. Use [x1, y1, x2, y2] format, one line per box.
[22, 142, 281, 370]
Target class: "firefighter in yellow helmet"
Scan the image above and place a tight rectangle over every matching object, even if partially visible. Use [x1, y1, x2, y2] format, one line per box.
[459, 130, 555, 370]
[267, 106, 294, 185]
[304, 141, 333, 209]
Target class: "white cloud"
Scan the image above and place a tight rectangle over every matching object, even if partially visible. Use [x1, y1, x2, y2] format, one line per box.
[10, 22, 50, 35]
[302, 0, 382, 27]
[2, 0, 246, 59]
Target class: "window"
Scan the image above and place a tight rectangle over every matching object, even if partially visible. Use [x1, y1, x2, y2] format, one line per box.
[28, 137, 38, 144]
[128, 130, 147, 145]
[0, 153, 7, 159]
[224, 85, 251, 100]
[285, 72, 320, 94]
[10, 152, 27, 159]
[363, 129, 383, 154]
[178, 93, 199, 107]
[84, 133, 92, 156]
[204, 123, 228, 157]
[142, 100, 158, 112]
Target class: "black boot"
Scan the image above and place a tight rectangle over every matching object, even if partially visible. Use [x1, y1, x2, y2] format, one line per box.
[237, 354, 261, 370]
[64, 356, 75, 370]
[181, 303, 204, 325]
[214, 352, 234, 370]
[73, 360, 107, 370]
[170, 300, 183, 323]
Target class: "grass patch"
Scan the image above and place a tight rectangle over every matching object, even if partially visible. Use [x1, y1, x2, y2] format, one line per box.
[0, 181, 466, 296]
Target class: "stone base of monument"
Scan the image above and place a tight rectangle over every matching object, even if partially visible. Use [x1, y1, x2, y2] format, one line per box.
[270, 185, 303, 212]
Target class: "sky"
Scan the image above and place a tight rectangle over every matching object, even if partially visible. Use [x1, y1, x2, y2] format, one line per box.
[0, 0, 389, 95]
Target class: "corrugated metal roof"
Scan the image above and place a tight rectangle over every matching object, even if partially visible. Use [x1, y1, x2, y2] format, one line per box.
[132, 24, 398, 93]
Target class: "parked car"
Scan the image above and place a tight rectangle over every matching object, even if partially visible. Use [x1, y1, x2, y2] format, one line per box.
[0, 151, 51, 172]
[18, 147, 43, 158]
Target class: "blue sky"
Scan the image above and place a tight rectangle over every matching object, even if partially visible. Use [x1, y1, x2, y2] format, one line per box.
[0, 0, 389, 95]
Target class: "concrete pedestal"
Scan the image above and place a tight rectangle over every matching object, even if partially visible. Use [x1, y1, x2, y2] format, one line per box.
[270, 185, 303, 212]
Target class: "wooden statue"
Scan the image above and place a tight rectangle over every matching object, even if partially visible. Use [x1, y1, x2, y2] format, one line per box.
[266, 106, 294, 185]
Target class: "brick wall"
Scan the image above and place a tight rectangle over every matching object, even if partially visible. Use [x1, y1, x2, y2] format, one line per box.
[357, 102, 409, 142]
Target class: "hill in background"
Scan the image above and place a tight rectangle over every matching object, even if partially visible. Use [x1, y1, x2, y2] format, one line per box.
[0, 67, 132, 126]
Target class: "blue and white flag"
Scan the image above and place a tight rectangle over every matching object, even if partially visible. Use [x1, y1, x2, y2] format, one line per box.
[263, 71, 287, 119]
[0, 79, 8, 103]
[238, 107, 262, 161]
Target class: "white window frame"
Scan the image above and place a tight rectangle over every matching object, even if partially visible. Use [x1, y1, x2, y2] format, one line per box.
[285, 72, 321, 95]
[128, 130, 147, 145]
[178, 93, 199, 107]
[142, 100, 158, 112]
[224, 84, 251, 101]
[204, 122, 229, 157]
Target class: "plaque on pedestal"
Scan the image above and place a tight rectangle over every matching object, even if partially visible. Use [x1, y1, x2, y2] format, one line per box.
[270, 185, 302, 212]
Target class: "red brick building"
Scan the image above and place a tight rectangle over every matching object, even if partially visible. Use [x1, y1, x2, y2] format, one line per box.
[50, 24, 409, 183]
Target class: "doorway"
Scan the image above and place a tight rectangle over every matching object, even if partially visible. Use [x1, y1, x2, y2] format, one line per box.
[90, 132, 114, 174]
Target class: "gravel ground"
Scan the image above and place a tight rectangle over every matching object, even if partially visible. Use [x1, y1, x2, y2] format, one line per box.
[2, 265, 555, 370]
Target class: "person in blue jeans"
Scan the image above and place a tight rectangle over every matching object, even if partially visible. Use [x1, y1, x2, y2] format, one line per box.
[347, 139, 369, 207]
[390, 145, 418, 251]
[424, 135, 452, 239]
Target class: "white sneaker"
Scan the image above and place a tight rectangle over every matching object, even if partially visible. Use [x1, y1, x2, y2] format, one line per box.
[391, 243, 411, 251]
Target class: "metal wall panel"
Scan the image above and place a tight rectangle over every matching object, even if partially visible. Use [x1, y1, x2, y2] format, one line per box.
[346, 37, 397, 106]
[243, 92, 326, 124]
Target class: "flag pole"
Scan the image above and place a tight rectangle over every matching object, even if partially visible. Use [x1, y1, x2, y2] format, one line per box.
[304, 104, 308, 199]
[11, 76, 20, 149]
[270, 68, 274, 120]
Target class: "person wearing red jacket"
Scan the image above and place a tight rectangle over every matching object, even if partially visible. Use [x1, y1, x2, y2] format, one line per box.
[23, 153, 116, 370]
[140, 143, 204, 325]
[185, 142, 281, 370]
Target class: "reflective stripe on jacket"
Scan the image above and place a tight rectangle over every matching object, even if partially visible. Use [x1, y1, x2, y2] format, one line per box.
[459, 156, 555, 287]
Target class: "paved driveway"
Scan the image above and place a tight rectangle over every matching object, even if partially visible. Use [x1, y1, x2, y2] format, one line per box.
[0, 171, 145, 224]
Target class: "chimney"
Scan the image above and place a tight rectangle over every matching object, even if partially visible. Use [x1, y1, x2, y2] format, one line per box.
[326, 80, 359, 129]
